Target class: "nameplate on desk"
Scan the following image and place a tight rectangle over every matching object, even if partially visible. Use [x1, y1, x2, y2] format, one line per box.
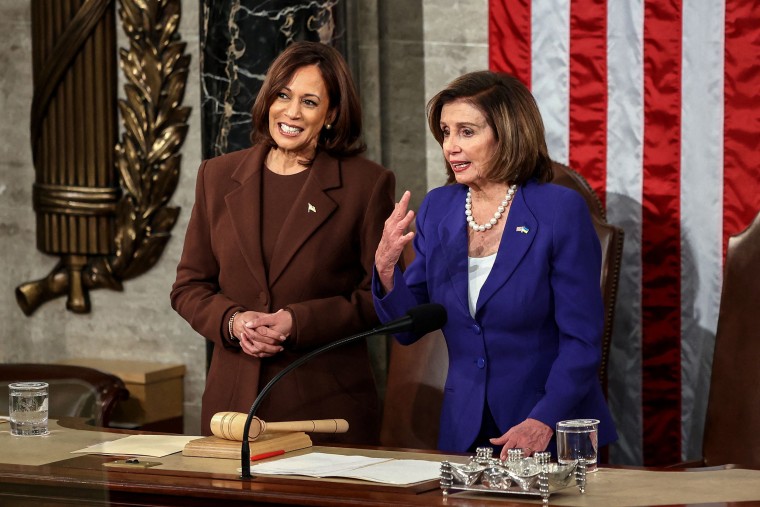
[104, 458, 162, 469]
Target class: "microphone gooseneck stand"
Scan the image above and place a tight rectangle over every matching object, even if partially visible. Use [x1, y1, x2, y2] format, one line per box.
[239, 303, 447, 479]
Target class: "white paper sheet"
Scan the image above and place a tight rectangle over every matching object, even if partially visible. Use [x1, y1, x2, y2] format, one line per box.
[72, 435, 202, 457]
[246, 452, 441, 485]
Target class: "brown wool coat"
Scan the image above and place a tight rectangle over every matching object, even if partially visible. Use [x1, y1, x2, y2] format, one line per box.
[171, 145, 395, 444]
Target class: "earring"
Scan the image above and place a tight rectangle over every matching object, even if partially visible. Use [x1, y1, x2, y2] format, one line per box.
[325, 123, 332, 130]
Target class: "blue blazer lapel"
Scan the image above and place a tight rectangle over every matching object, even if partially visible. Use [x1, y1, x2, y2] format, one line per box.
[475, 185, 538, 314]
[438, 185, 471, 315]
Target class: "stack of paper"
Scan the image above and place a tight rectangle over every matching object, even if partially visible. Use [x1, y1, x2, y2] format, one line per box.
[247, 452, 441, 485]
[72, 435, 202, 457]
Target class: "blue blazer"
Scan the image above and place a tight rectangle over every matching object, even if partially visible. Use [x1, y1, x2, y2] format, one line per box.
[373, 180, 617, 453]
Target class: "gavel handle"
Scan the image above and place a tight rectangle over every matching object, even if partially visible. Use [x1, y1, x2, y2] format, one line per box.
[265, 419, 349, 434]
[211, 412, 349, 441]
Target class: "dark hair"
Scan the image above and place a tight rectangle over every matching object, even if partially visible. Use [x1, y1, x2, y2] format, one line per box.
[250, 41, 365, 157]
[426, 71, 552, 185]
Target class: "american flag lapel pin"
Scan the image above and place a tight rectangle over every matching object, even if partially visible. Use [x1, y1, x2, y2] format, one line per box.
[516, 225, 530, 234]
[307, 203, 317, 213]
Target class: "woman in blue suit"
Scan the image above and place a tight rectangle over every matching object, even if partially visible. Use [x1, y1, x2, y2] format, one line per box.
[373, 71, 616, 459]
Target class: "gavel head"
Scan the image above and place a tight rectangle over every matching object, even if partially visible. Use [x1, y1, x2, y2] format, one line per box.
[210, 412, 267, 441]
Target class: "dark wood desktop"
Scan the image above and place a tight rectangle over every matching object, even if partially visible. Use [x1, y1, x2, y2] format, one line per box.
[1, 419, 759, 507]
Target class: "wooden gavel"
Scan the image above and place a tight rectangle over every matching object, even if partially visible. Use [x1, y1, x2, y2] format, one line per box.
[210, 411, 349, 441]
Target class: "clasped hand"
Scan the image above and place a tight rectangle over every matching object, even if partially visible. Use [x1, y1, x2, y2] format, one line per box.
[231, 309, 292, 358]
[375, 190, 416, 293]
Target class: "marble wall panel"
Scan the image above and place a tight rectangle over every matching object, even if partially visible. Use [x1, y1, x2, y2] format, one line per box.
[348, 0, 388, 394]
[422, 42, 489, 189]
[0, 0, 36, 240]
[422, 0, 489, 47]
[377, 0, 428, 209]
[352, 0, 382, 164]
[422, 0, 488, 189]
[200, 0, 348, 160]
[0, 0, 50, 364]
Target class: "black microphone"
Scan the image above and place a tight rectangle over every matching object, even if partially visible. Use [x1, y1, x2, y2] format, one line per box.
[368, 302, 448, 336]
[240, 303, 447, 479]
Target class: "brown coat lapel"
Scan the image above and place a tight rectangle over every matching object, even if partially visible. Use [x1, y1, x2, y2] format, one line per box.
[225, 147, 267, 291]
[269, 152, 340, 286]
[223, 147, 343, 290]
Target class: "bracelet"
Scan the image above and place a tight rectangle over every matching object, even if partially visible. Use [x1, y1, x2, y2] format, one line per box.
[228, 311, 240, 342]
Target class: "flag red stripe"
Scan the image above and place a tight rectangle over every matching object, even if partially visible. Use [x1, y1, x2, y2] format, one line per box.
[641, 0, 683, 466]
[723, 0, 760, 250]
[488, 0, 532, 87]
[568, 0, 608, 208]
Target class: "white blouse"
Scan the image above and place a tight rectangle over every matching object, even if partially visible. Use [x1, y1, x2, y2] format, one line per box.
[467, 253, 497, 317]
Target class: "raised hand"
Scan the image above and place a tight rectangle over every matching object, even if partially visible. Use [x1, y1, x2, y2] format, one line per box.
[375, 190, 416, 293]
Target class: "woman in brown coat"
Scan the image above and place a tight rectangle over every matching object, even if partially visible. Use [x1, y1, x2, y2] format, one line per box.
[171, 42, 395, 444]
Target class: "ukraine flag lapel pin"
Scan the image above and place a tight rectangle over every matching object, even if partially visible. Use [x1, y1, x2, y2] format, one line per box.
[515, 225, 530, 234]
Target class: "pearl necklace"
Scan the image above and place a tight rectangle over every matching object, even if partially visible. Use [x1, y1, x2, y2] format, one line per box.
[465, 184, 517, 232]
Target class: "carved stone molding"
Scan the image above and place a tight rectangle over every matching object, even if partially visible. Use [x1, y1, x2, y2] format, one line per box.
[16, 0, 190, 315]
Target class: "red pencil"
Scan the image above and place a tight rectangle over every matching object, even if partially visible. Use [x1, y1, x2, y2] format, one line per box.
[250, 449, 285, 461]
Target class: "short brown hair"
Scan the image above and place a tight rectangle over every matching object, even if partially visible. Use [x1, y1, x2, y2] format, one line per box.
[250, 41, 365, 157]
[426, 71, 552, 184]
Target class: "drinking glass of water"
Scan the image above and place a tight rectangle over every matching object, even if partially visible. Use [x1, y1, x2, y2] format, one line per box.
[556, 418, 599, 472]
[9, 382, 49, 436]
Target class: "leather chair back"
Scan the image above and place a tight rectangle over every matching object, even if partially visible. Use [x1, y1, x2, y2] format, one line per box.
[0, 363, 129, 427]
[550, 163, 624, 394]
[701, 210, 760, 467]
[380, 163, 624, 449]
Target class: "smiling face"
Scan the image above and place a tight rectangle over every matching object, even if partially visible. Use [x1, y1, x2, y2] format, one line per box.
[268, 64, 333, 161]
[440, 99, 497, 189]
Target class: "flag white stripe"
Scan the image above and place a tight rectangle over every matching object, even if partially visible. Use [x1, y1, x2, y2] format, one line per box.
[679, 0, 725, 462]
[532, 0, 570, 163]
[605, 0, 645, 465]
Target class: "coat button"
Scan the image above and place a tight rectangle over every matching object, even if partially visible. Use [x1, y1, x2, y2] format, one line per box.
[259, 292, 268, 304]
[471, 324, 481, 334]
[477, 357, 486, 369]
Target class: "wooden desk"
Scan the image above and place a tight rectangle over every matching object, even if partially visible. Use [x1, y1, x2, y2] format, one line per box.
[1, 419, 760, 507]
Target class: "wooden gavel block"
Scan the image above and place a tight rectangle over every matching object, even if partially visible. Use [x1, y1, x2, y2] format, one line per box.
[210, 411, 349, 441]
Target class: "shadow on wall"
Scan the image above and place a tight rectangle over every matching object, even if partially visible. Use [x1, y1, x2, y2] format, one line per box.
[605, 190, 716, 466]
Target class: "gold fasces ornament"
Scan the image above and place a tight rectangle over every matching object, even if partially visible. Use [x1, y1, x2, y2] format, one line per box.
[16, 0, 190, 315]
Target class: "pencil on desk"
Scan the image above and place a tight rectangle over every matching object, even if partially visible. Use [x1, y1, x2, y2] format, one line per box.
[250, 449, 285, 461]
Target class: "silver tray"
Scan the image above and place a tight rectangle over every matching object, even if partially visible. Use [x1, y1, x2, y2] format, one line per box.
[439, 450, 587, 504]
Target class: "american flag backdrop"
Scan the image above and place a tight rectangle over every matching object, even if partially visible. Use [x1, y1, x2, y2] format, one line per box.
[488, 0, 760, 465]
